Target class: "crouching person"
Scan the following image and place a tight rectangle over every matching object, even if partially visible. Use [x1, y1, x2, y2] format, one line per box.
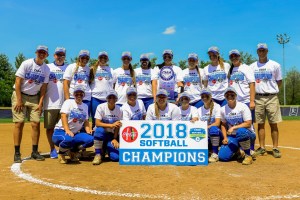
[218, 87, 256, 165]
[93, 90, 123, 165]
[52, 85, 93, 164]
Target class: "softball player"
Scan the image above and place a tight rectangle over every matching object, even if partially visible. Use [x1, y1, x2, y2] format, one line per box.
[198, 88, 222, 163]
[63, 50, 91, 115]
[121, 87, 146, 120]
[134, 54, 155, 110]
[202, 46, 230, 107]
[146, 89, 181, 120]
[52, 85, 94, 164]
[89, 51, 115, 128]
[152, 50, 184, 103]
[228, 49, 255, 122]
[12, 45, 50, 163]
[182, 53, 204, 108]
[113, 52, 136, 106]
[43, 47, 68, 159]
[93, 90, 122, 165]
[178, 92, 198, 122]
[218, 87, 256, 165]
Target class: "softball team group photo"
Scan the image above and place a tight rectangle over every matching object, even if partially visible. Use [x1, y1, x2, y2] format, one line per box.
[11, 43, 283, 166]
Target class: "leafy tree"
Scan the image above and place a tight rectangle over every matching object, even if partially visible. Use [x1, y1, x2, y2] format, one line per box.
[239, 51, 257, 65]
[132, 62, 139, 69]
[15, 53, 26, 69]
[70, 57, 78, 63]
[0, 54, 15, 106]
[150, 57, 157, 69]
[89, 58, 98, 67]
[44, 59, 49, 64]
[199, 60, 211, 69]
[178, 60, 188, 70]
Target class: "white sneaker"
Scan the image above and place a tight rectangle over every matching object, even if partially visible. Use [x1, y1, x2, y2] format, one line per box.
[209, 153, 219, 163]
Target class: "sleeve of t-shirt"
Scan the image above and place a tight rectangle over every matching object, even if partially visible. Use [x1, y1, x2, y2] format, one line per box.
[224, 63, 231, 75]
[151, 67, 159, 80]
[172, 106, 182, 120]
[243, 65, 255, 83]
[60, 99, 71, 114]
[175, 67, 183, 82]
[150, 69, 155, 81]
[84, 104, 89, 120]
[146, 105, 155, 120]
[220, 107, 226, 123]
[94, 104, 103, 120]
[274, 63, 283, 81]
[241, 103, 252, 122]
[112, 69, 117, 84]
[121, 105, 131, 120]
[214, 104, 221, 119]
[15, 61, 27, 78]
[63, 64, 73, 80]
[202, 66, 208, 81]
[191, 106, 199, 118]
[43, 65, 50, 83]
[140, 100, 146, 116]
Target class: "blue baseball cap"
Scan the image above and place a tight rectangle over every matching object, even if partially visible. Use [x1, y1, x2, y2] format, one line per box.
[163, 49, 173, 56]
[179, 92, 191, 100]
[208, 46, 219, 54]
[98, 51, 108, 58]
[126, 87, 137, 95]
[188, 53, 198, 60]
[55, 47, 66, 54]
[224, 87, 237, 96]
[106, 90, 118, 99]
[156, 89, 169, 97]
[122, 51, 132, 59]
[229, 49, 240, 57]
[257, 43, 268, 50]
[200, 88, 212, 96]
[140, 54, 150, 60]
[73, 85, 86, 93]
[78, 50, 90, 57]
[36, 45, 48, 53]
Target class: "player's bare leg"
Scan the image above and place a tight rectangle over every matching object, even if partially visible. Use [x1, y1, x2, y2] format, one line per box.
[46, 128, 55, 149]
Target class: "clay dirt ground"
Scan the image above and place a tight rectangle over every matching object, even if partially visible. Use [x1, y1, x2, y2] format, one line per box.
[0, 121, 299, 200]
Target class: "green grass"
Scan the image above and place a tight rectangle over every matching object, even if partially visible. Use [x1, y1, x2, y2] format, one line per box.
[282, 116, 300, 120]
[0, 117, 44, 123]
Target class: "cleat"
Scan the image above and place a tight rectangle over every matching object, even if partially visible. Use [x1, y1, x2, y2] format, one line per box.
[50, 149, 58, 159]
[254, 147, 267, 156]
[31, 151, 45, 161]
[236, 149, 245, 162]
[272, 148, 282, 158]
[14, 153, 22, 163]
[68, 151, 79, 162]
[58, 154, 67, 164]
[242, 155, 253, 165]
[250, 150, 256, 161]
[92, 154, 102, 165]
[208, 153, 219, 163]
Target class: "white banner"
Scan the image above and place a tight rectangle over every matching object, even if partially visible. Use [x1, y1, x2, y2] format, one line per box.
[119, 120, 208, 166]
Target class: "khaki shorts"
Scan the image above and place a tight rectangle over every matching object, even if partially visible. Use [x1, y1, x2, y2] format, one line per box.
[44, 109, 61, 129]
[255, 94, 282, 124]
[11, 91, 40, 123]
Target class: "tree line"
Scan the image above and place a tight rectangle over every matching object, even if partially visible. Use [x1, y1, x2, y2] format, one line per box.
[0, 52, 299, 106]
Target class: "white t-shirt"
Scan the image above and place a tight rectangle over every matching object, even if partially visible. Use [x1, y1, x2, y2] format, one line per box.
[182, 68, 203, 103]
[153, 65, 183, 100]
[250, 60, 282, 94]
[94, 102, 123, 133]
[55, 99, 88, 133]
[198, 103, 221, 125]
[146, 103, 181, 120]
[90, 66, 115, 100]
[229, 64, 255, 103]
[220, 102, 253, 134]
[113, 68, 134, 105]
[44, 62, 68, 110]
[14, 58, 50, 95]
[121, 99, 146, 120]
[63, 63, 91, 101]
[179, 105, 198, 121]
[202, 63, 230, 100]
[134, 68, 154, 99]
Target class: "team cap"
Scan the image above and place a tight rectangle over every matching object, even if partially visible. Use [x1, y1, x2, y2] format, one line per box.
[55, 47, 66, 54]
[36, 45, 48, 53]
[156, 89, 169, 97]
[78, 50, 90, 57]
[257, 43, 268, 50]
[208, 46, 219, 54]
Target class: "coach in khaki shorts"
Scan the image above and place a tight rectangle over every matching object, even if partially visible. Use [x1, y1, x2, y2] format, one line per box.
[43, 47, 68, 159]
[12, 45, 50, 163]
[250, 43, 282, 158]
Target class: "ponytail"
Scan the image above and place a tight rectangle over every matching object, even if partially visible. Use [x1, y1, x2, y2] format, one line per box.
[128, 64, 136, 87]
[89, 60, 100, 84]
[218, 56, 224, 70]
[157, 62, 165, 69]
[228, 63, 234, 79]
[71, 59, 81, 80]
[208, 99, 214, 124]
[195, 65, 202, 88]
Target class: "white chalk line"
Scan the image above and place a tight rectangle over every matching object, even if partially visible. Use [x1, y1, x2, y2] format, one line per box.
[10, 145, 300, 200]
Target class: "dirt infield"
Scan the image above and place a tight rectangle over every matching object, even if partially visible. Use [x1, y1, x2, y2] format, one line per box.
[1, 121, 300, 200]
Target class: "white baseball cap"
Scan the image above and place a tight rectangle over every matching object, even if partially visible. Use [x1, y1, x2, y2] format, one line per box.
[73, 85, 86, 93]
[98, 51, 108, 57]
[200, 88, 212, 96]
[208, 46, 219, 54]
[188, 53, 198, 60]
[126, 87, 137, 95]
[55, 47, 66, 54]
[140, 54, 150, 60]
[162, 49, 173, 56]
[229, 49, 240, 57]
[106, 90, 118, 99]
[257, 43, 268, 50]
[78, 50, 90, 57]
[36, 45, 48, 53]
[224, 87, 237, 96]
[122, 51, 132, 59]
[156, 89, 169, 97]
[179, 92, 191, 100]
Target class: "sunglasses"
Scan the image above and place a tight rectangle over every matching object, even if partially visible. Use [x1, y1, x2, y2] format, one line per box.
[229, 54, 239, 59]
[56, 54, 65, 57]
[122, 57, 131, 61]
[140, 59, 149, 62]
[99, 56, 108, 59]
[163, 55, 172, 59]
[225, 93, 236, 98]
[107, 95, 117, 99]
[209, 54, 218, 58]
[74, 92, 84, 96]
[258, 49, 267, 52]
[157, 95, 167, 99]
[80, 56, 89, 60]
[37, 50, 47, 54]
[188, 58, 197, 62]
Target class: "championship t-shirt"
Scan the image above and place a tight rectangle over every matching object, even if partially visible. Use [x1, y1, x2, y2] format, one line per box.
[198, 103, 221, 125]
[179, 105, 198, 121]
[14, 58, 50, 95]
[134, 68, 154, 99]
[44, 62, 68, 110]
[113, 68, 134, 105]
[121, 99, 146, 120]
[55, 99, 88, 133]
[146, 103, 181, 120]
[182, 68, 203, 103]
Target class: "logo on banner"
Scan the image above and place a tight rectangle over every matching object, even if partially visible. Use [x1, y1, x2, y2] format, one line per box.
[122, 126, 138, 142]
[189, 128, 206, 142]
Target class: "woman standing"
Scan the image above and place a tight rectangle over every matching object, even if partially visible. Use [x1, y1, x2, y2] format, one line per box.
[178, 92, 198, 122]
[218, 87, 256, 165]
[63, 50, 91, 115]
[134, 54, 155, 110]
[198, 89, 222, 163]
[89, 51, 114, 127]
[92, 90, 122, 165]
[113, 52, 136, 106]
[182, 53, 203, 108]
[52, 85, 94, 164]
[146, 89, 181, 120]
[152, 50, 183, 103]
[202, 47, 230, 107]
[121, 87, 146, 120]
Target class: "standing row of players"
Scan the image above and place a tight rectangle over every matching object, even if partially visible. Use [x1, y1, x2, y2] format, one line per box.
[12, 44, 282, 165]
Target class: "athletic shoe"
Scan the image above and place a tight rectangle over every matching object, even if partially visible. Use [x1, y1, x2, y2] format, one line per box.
[273, 148, 282, 158]
[236, 149, 245, 162]
[254, 147, 266, 156]
[242, 155, 253, 165]
[31, 151, 45, 161]
[208, 153, 219, 163]
[50, 149, 58, 159]
[250, 150, 256, 161]
[68, 152, 79, 162]
[58, 154, 67, 164]
[92, 154, 102, 165]
[14, 153, 22, 163]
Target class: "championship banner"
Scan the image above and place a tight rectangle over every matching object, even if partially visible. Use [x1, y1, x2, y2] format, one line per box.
[119, 120, 208, 166]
